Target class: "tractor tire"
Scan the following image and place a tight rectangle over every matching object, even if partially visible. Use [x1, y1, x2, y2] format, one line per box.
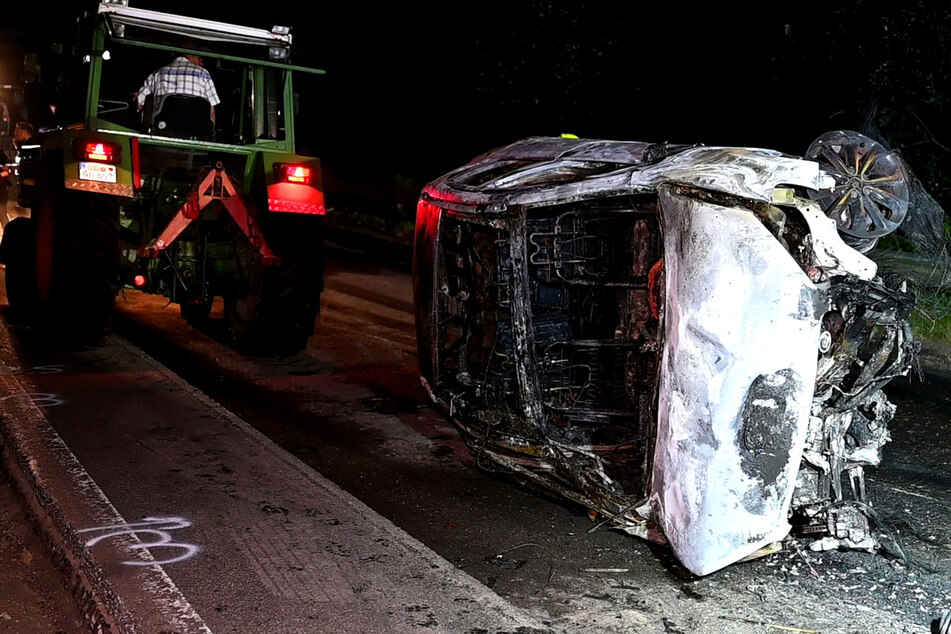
[55, 190, 121, 342]
[0, 216, 37, 320]
[224, 260, 320, 356]
[32, 186, 120, 344]
[26, 150, 120, 345]
[224, 216, 323, 356]
[180, 297, 213, 326]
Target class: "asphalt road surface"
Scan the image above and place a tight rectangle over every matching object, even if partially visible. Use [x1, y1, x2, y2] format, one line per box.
[109, 243, 950, 633]
[1, 238, 949, 633]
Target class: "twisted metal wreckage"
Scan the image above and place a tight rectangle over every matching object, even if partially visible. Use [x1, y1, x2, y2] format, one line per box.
[412, 130, 937, 576]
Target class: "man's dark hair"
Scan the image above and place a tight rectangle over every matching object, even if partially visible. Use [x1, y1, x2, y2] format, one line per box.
[14, 121, 33, 136]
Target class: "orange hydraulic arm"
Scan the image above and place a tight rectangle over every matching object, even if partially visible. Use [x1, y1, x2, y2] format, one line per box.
[139, 162, 280, 266]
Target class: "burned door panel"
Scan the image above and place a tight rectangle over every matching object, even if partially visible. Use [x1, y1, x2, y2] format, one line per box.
[419, 194, 664, 511]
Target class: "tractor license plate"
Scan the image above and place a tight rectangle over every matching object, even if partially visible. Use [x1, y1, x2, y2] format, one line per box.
[79, 162, 117, 183]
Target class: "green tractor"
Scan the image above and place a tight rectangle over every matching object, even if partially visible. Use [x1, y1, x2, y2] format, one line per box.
[11, 0, 326, 353]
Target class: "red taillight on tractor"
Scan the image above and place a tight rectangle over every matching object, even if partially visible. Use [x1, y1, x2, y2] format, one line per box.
[134, 274, 147, 287]
[280, 164, 312, 185]
[87, 143, 109, 161]
[269, 162, 324, 215]
[76, 139, 121, 164]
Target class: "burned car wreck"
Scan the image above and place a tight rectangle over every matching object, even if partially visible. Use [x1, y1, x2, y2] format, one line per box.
[413, 131, 924, 576]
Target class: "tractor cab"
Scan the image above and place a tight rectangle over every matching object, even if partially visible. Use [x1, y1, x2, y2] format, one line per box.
[89, 2, 314, 148]
[10, 1, 327, 352]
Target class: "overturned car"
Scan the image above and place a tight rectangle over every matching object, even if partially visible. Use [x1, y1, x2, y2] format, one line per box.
[413, 131, 923, 576]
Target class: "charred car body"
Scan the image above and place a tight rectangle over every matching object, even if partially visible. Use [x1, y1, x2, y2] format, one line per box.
[413, 131, 920, 576]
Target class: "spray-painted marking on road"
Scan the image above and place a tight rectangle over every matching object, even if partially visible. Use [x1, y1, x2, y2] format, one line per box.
[5, 364, 66, 375]
[77, 516, 199, 566]
[0, 393, 64, 407]
[31, 364, 66, 374]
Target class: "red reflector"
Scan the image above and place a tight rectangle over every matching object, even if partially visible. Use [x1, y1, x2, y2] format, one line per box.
[132, 136, 141, 189]
[268, 199, 326, 215]
[85, 141, 117, 163]
[133, 274, 147, 287]
[282, 164, 311, 185]
[268, 182, 325, 215]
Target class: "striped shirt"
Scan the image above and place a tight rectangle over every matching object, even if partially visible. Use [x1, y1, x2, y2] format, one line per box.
[137, 57, 220, 107]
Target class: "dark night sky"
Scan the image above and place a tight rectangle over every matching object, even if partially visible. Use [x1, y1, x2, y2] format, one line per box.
[4, 1, 951, 208]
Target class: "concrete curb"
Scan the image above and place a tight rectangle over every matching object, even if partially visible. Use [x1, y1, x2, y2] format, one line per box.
[0, 320, 212, 634]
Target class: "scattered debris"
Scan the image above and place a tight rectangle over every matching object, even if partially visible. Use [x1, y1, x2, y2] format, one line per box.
[661, 617, 686, 634]
[934, 609, 950, 634]
[485, 543, 556, 586]
[485, 553, 526, 570]
[739, 542, 783, 563]
[678, 585, 705, 601]
[745, 585, 767, 602]
[719, 615, 819, 633]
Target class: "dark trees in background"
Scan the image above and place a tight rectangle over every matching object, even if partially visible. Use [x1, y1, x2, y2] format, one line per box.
[7, 2, 951, 218]
[781, 1, 951, 209]
[311, 1, 951, 219]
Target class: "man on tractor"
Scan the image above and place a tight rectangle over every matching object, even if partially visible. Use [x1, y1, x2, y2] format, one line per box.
[135, 53, 220, 140]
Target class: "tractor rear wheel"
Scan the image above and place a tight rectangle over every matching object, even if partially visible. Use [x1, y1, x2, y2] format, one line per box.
[223, 216, 323, 356]
[53, 190, 121, 341]
[224, 263, 319, 356]
[180, 297, 214, 326]
[0, 216, 37, 320]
